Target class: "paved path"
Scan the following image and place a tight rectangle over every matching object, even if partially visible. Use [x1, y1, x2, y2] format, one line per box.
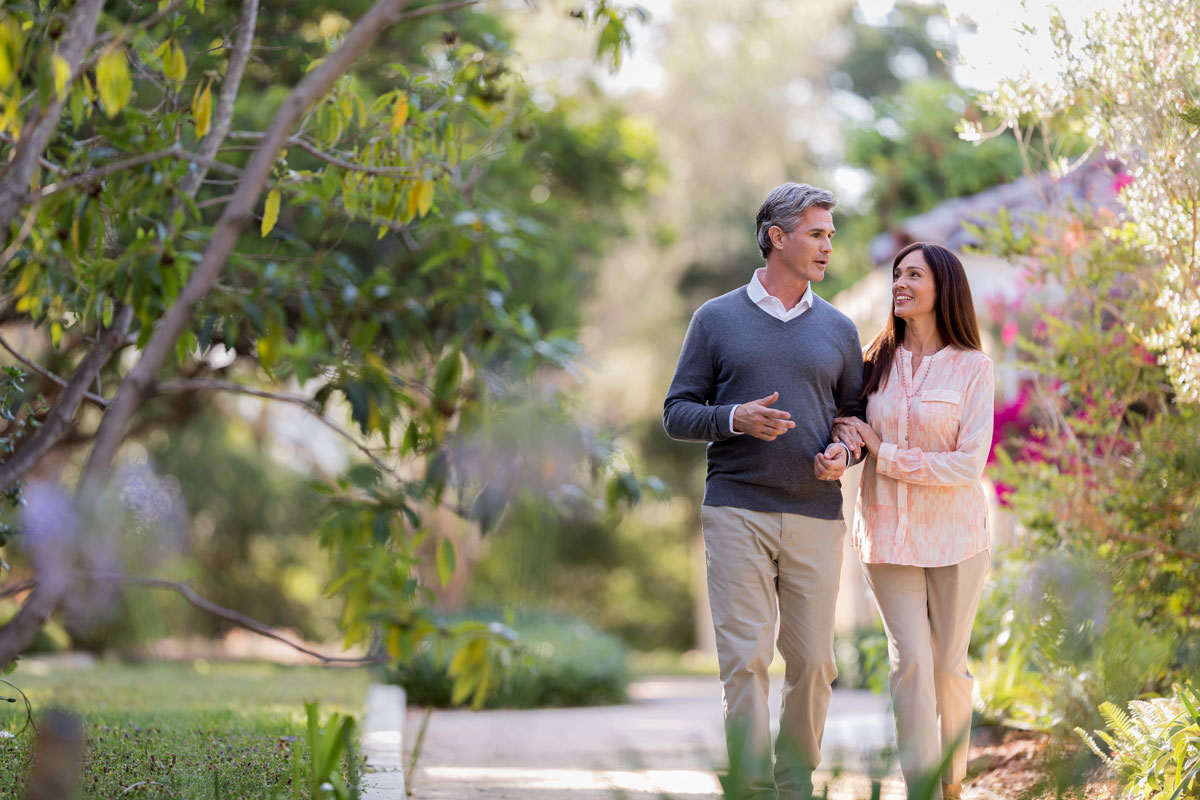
[397, 677, 909, 800]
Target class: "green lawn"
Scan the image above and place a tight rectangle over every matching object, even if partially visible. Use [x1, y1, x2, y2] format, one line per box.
[0, 659, 369, 799]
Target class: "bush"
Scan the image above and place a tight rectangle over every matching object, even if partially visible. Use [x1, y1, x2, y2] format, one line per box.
[394, 610, 629, 709]
[1077, 683, 1200, 800]
[833, 625, 889, 694]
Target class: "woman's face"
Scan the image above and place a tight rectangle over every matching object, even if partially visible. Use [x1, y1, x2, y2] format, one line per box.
[892, 249, 937, 322]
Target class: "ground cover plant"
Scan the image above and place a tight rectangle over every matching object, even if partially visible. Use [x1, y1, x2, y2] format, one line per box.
[0, 660, 368, 799]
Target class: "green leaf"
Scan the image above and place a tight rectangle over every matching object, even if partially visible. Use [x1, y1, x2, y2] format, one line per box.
[436, 538, 456, 587]
[433, 350, 462, 406]
[469, 482, 508, 535]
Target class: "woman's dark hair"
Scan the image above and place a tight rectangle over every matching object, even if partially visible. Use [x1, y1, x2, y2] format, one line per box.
[860, 242, 982, 400]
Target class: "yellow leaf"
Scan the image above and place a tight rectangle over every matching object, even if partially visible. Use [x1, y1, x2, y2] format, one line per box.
[191, 80, 212, 138]
[193, 0, 205, 12]
[50, 322, 62, 348]
[13, 266, 35, 298]
[51, 55, 70, 100]
[96, 48, 132, 118]
[417, 178, 434, 217]
[0, 86, 22, 138]
[377, 225, 388, 240]
[261, 187, 281, 236]
[165, 41, 187, 86]
[0, 20, 23, 90]
[405, 180, 419, 222]
[152, 39, 171, 64]
[390, 93, 408, 133]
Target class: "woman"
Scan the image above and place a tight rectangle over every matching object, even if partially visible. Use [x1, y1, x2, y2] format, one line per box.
[833, 242, 993, 800]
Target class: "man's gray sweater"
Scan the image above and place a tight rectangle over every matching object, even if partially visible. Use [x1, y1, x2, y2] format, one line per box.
[663, 287, 864, 520]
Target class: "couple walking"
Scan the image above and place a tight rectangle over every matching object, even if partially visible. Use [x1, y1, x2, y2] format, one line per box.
[664, 183, 993, 800]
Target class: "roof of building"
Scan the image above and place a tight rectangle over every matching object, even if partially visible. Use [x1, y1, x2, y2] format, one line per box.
[868, 155, 1126, 265]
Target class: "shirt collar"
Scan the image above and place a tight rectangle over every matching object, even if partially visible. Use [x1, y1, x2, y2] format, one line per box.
[748, 267, 814, 310]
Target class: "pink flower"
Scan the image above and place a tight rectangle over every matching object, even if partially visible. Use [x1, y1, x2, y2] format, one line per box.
[994, 481, 1016, 507]
[1112, 172, 1134, 193]
[1001, 321, 1019, 347]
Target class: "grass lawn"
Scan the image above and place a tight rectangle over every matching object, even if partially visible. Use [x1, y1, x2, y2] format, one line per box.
[0, 658, 369, 799]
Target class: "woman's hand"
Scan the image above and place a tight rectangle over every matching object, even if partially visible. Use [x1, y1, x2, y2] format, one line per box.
[833, 416, 882, 457]
[832, 421, 864, 459]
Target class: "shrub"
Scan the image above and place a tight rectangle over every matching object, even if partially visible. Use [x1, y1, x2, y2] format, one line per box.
[394, 610, 629, 709]
[833, 625, 889, 694]
[1076, 683, 1200, 800]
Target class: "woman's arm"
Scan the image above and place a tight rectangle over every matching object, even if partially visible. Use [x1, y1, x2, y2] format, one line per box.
[875, 357, 994, 486]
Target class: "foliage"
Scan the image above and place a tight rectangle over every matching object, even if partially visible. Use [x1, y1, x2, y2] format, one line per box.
[845, 78, 1026, 233]
[145, 410, 338, 643]
[284, 700, 359, 800]
[832, 624, 888, 695]
[467, 476, 687, 652]
[965, 204, 1193, 735]
[0, 367, 43, 552]
[831, 0, 956, 102]
[0, 0, 655, 698]
[1076, 683, 1200, 800]
[970, 0, 1200, 402]
[0, 661, 368, 800]
[394, 610, 629, 709]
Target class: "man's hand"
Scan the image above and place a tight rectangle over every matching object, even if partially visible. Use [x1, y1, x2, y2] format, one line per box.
[732, 391, 795, 441]
[814, 443, 848, 481]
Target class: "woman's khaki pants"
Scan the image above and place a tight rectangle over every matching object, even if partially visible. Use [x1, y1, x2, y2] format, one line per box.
[863, 551, 989, 800]
[701, 505, 846, 800]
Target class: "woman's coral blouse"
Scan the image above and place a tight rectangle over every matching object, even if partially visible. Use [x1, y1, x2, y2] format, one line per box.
[853, 345, 994, 567]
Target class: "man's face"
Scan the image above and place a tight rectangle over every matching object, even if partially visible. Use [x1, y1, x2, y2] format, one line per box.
[772, 206, 835, 284]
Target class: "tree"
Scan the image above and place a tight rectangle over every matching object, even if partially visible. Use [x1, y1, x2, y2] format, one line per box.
[966, 0, 1200, 403]
[963, 0, 1200, 728]
[0, 0, 653, 704]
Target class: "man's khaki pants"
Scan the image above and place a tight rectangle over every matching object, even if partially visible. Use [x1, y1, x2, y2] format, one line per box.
[701, 505, 846, 800]
[862, 551, 990, 800]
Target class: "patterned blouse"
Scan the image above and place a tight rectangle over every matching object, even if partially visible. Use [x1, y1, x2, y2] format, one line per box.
[853, 345, 994, 567]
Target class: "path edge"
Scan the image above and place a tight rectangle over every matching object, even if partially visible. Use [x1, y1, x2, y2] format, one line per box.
[361, 683, 407, 798]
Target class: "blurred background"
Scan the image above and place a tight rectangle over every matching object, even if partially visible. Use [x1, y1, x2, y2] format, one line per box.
[4, 3, 1198, 795]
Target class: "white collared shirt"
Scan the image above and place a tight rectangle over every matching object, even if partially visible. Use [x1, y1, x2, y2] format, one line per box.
[746, 267, 813, 321]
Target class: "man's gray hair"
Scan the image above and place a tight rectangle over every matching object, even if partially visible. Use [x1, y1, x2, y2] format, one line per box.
[755, 183, 837, 258]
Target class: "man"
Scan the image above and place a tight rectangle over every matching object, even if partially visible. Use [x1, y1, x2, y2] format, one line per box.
[663, 183, 864, 800]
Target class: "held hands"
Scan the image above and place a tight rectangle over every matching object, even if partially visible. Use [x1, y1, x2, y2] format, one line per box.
[833, 417, 881, 458]
[733, 391, 795, 441]
[814, 443, 849, 481]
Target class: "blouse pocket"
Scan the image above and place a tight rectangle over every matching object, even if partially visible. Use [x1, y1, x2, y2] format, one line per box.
[916, 389, 962, 436]
[921, 389, 963, 405]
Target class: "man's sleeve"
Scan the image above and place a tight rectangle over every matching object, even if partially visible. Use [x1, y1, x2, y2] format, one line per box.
[663, 313, 739, 443]
[833, 325, 868, 466]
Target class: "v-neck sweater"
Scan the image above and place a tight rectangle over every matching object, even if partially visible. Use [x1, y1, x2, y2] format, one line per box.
[663, 286, 864, 520]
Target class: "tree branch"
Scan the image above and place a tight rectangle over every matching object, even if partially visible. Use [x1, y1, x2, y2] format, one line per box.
[82, 0, 417, 491]
[393, 0, 482, 23]
[0, 0, 105, 232]
[36, 148, 244, 201]
[2, 572, 380, 666]
[229, 132, 420, 178]
[178, 0, 260, 201]
[0, 305, 132, 494]
[153, 377, 399, 476]
[0, 333, 109, 409]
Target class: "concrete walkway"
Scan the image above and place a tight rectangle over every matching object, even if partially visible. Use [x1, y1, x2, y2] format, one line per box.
[388, 676, 909, 800]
